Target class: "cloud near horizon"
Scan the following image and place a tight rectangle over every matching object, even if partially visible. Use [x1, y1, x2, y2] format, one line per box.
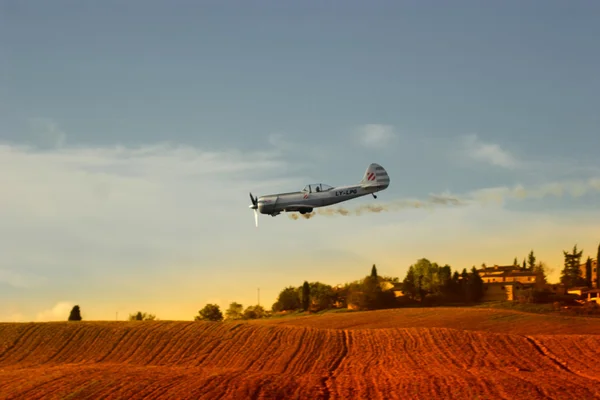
[35, 301, 75, 322]
[28, 118, 67, 148]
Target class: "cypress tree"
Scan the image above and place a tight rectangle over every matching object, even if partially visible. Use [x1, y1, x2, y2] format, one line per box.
[302, 281, 310, 311]
[527, 250, 536, 271]
[68, 305, 82, 321]
[586, 257, 593, 287]
[560, 244, 584, 288]
[371, 264, 378, 279]
[596, 242, 600, 289]
[469, 267, 484, 302]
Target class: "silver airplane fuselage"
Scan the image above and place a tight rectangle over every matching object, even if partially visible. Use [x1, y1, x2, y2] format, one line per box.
[250, 163, 390, 217]
[256, 184, 381, 216]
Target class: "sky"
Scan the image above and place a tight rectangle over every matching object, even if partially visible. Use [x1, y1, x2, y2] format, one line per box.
[1, 0, 600, 322]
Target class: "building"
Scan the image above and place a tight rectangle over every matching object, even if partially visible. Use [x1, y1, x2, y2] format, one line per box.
[477, 264, 562, 302]
[380, 281, 405, 297]
[578, 258, 598, 288]
[477, 264, 543, 286]
[582, 289, 600, 304]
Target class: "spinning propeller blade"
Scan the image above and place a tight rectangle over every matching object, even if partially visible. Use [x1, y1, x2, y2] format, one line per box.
[249, 192, 259, 227]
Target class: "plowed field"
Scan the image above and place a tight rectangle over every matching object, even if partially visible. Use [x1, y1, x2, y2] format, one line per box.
[255, 307, 600, 334]
[1, 308, 599, 399]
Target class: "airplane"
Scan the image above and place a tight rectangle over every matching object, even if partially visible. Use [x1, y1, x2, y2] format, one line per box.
[248, 163, 390, 226]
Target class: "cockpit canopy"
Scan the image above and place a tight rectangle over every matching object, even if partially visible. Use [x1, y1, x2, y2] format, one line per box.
[302, 183, 334, 193]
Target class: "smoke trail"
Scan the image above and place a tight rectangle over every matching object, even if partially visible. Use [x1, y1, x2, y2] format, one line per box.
[285, 177, 600, 220]
[286, 194, 464, 219]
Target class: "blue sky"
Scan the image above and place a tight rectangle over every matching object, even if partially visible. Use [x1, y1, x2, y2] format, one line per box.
[1, 1, 600, 321]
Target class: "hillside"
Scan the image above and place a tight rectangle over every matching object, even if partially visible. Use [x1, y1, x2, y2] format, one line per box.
[1, 308, 600, 399]
[254, 306, 600, 335]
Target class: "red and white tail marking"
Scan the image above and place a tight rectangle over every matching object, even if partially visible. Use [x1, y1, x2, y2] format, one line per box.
[360, 163, 390, 188]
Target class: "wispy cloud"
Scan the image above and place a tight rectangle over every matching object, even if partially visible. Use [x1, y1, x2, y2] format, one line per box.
[267, 132, 332, 163]
[29, 118, 67, 148]
[267, 132, 293, 152]
[467, 178, 600, 204]
[356, 124, 398, 148]
[0, 139, 305, 290]
[36, 301, 75, 321]
[461, 134, 519, 169]
[0, 268, 47, 288]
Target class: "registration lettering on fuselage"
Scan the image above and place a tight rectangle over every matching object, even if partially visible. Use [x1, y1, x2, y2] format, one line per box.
[335, 188, 357, 196]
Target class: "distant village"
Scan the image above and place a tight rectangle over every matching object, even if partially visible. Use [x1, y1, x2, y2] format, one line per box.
[382, 258, 599, 305]
[335, 246, 600, 313]
[476, 260, 598, 302]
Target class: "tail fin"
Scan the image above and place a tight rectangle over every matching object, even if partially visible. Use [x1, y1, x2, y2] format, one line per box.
[360, 163, 390, 189]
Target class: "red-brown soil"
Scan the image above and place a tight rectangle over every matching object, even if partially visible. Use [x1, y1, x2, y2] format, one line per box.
[255, 307, 600, 334]
[1, 308, 599, 399]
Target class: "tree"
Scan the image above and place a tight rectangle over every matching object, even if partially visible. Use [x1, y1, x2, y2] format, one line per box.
[359, 275, 386, 310]
[380, 275, 400, 283]
[347, 264, 396, 310]
[522, 258, 526, 270]
[402, 266, 417, 300]
[467, 267, 484, 302]
[597, 242, 600, 289]
[302, 281, 310, 311]
[272, 286, 302, 312]
[460, 268, 469, 302]
[533, 261, 552, 284]
[129, 311, 156, 321]
[438, 264, 453, 298]
[242, 305, 266, 319]
[400, 259, 463, 302]
[527, 250, 536, 271]
[195, 304, 223, 322]
[513, 257, 518, 267]
[68, 305, 82, 321]
[308, 282, 335, 311]
[560, 244, 585, 288]
[225, 302, 244, 320]
[371, 264, 378, 279]
[585, 257, 593, 287]
[449, 271, 461, 300]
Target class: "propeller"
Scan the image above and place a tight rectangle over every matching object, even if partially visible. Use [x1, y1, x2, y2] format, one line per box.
[248, 192, 259, 227]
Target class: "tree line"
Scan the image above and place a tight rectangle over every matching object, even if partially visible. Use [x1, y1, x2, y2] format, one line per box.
[63, 241, 599, 322]
[188, 261, 489, 322]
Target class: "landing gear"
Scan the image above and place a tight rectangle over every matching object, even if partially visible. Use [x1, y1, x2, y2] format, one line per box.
[372, 193, 377, 199]
[299, 208, 313, 214]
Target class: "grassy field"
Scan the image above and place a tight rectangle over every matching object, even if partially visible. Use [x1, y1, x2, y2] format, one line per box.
[1, 307, 599, 399]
